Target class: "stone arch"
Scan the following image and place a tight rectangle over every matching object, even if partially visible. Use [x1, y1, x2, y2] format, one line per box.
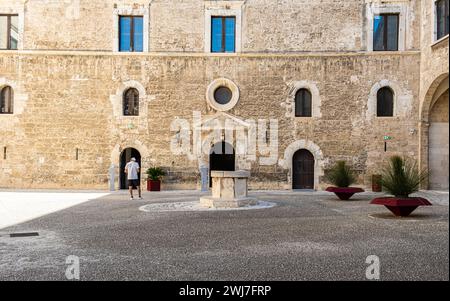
[0, 77, 28, 115]
[419, 73, 449, 190]
[286, 80, 321, 118]
[110, 141, 150, 189]
[279, 140, 326, 190]
[110, 80, 150, 118]
[366, 79, 412, 119]
[420, 73, 449, 123]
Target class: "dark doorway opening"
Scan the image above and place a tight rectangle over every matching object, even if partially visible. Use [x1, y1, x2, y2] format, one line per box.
[120, 148, 141, 190]
[292, 149, 314, 190]
[209, 141, 235, 187]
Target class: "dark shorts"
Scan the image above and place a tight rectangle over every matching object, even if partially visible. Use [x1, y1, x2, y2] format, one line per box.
[128, 179, 140, 188]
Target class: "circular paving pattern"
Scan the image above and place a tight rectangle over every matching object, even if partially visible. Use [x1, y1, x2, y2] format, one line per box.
[139, 201, 277, 213]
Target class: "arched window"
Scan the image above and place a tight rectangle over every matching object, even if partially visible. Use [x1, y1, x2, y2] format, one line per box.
[295, 89, 312, 117]
[0, 86, 13, 114]
[123, 88, 139, 116]
[377, 87, 394, 117]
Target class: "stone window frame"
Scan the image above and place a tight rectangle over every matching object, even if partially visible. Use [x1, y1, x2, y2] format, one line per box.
[110, 80, 150, 119]
[0, 6, 24, 51]
[0, 85, 13, 114]
[204, 1, 244, 54]
[288, 81, 321, 119]
[206, 78, 240, 112]
[433, 0, 450, 43]
[366, 2, 408, 51]
[0, 77, 28, 116]
[367, 80, 406, 120]
[113, 5, 149, 52]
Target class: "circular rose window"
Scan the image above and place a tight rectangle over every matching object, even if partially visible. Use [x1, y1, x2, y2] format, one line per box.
[206, 78, 240, 112]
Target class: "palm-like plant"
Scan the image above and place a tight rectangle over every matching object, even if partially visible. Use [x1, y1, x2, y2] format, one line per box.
[380, 156, 428, 198]
[326, 161, 356, 188]
[146, 167, 166, 181]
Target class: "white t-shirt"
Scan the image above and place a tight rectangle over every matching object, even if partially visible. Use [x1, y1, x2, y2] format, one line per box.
[125, 161, 140, 180]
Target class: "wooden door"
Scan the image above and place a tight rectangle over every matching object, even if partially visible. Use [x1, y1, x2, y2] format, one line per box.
[292, 149, 314, 189]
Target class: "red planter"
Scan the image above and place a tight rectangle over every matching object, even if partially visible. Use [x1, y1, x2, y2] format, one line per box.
[370, 197, 432, 217]
[147, 180, 161, 191]
[326, 187, 365, 200]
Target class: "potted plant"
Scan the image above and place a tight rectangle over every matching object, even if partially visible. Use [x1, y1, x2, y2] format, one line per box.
[146, 167, 166, 191]
[370, 156, 431, 217]
[325, 161, 364, 200]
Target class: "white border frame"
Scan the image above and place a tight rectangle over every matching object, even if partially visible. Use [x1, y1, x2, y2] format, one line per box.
[204, 1, 244, 53]
[366, 2, 408, 51]
[432, 0, 449, 43]
[0, 5, 25, 51]
[113, 5, 149, 52]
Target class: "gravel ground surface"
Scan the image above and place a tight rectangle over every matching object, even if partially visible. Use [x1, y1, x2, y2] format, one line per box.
[0, 190, 448, 281]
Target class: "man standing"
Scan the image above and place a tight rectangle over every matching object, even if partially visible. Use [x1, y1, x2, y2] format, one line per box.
[125, 157, 142, 200]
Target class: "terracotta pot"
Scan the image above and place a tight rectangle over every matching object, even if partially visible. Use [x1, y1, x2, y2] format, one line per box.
[147, 180, 161, 191]
[326, 187, 365, 200]
[370, 197, 432, 217]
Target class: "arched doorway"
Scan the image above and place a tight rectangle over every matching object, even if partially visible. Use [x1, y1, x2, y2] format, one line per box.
[428, 84, 449, 190]
[120, 148, 141, 189]
[209, 141, 235, 187]
[292, 149, 314, 189]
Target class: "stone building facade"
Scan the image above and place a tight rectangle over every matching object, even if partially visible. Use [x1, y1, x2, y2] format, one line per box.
[0, 0, 448, 191]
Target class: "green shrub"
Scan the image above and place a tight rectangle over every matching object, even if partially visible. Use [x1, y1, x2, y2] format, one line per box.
[326, 161, 356, 188]
[380, 156, 428, 198]
[146, 167, 166, 181]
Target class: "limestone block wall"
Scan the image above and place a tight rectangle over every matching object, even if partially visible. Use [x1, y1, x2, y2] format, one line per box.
[0, 0, 421, 52]
[0, 52, 421, 190]
[418, 0, 449, 189]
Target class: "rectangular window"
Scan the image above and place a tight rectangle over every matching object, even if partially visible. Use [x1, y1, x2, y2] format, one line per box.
[373, 14, 399, 51]
[436, 0, 449, 40]
[211, 16, 236, 53]
[0, 15, 18, 50]
[119, 16, 143, 52]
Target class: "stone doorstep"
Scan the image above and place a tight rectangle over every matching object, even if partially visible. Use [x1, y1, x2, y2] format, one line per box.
[199, 196, 258, 208]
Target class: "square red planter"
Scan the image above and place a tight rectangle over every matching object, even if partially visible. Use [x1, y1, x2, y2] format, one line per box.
[326, 187, 365, 200]
[370, 197, 432, 217]
[147, 180, 161, 191]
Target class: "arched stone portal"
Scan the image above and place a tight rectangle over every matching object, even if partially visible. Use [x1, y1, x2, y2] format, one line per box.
[420, 74, 449, 190]
[292, 149, 315, 189]
[120, 148, 141, 189]
[209, 141, 235, 187]
[428, 84, 449, 190]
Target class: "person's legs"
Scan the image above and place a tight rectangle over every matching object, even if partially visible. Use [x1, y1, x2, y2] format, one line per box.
[137, 185, 142, 198]
[128, 180, 134, 199]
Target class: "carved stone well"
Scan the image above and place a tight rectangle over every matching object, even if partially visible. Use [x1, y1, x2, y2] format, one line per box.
[200, 171, 257, 208]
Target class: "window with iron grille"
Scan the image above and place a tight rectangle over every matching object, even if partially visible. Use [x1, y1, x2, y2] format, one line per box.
[0, 15, 18, 50]
[436, 0, 449, 40]
[0, 86, 13, 114]
[295, 89, 312, 117]
[123, 88, 139, 116]
[377, 87, 394, 117]
[373, 14, 399, 51]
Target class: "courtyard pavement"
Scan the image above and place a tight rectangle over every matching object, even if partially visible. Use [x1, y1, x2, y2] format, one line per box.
[0, 190, 448, 281]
